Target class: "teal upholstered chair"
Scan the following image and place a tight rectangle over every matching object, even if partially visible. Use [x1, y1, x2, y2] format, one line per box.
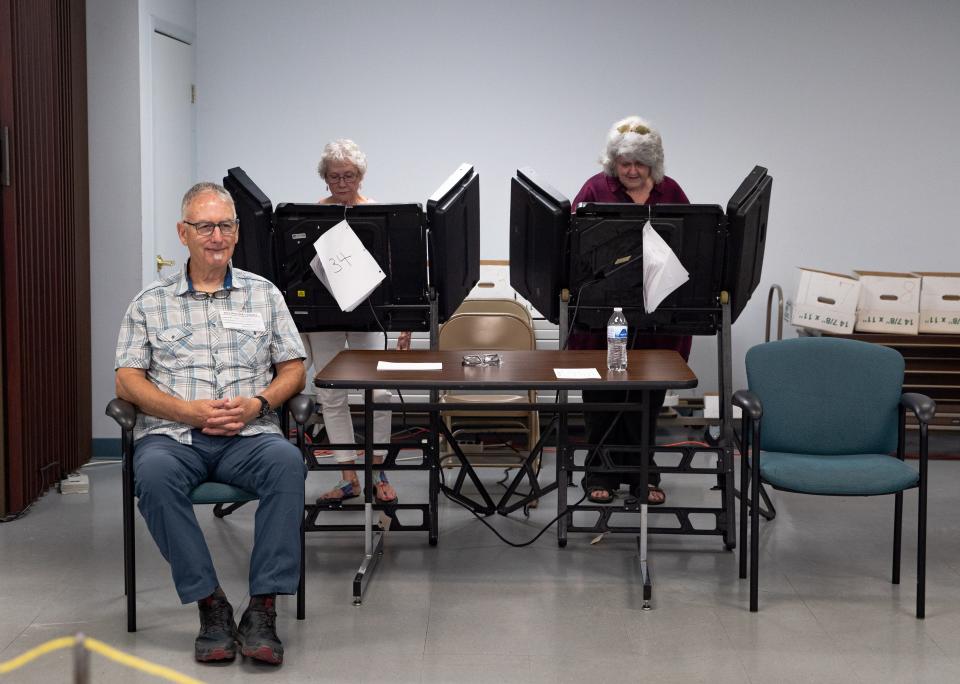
[733, 337, 935, 618]
[107, 395, 314, 632]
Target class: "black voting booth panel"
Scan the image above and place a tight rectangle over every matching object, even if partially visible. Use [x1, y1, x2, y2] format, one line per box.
[508, 167, 570, 323]
[724, 167, 772, 322]
[223, 167, 277, 283]
[509, 165, 771, 332]
[426, 164, 481, 323]
[275, 203, 430, 332]
[570, 203, 725, 333]
[220, 165, 479, 333]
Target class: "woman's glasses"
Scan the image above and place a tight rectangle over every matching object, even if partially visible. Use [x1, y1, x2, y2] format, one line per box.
[326, 172, 358, 185]
[461, 353, 502, 367]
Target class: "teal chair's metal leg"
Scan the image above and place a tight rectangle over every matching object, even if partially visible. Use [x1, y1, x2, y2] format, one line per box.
[297, 515, 306, 620]
[213, 501, 247, 518]
[122, 430, 137, 632]
[739, 424, 749, 580]
[749, 421, 761, 613]
[893, 492, 903, 585]
[917, 422, 929, 619]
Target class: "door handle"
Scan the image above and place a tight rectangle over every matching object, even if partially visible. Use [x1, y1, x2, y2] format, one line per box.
[156, 254, 176, 272]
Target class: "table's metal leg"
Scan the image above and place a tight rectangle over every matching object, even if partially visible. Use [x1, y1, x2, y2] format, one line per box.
[353, 523, 384, 606]
[640, 390, 652, 609]
[638, 529, 652, 610]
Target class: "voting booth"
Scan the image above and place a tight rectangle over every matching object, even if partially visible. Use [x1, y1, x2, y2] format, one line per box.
[509, 165, 771, 332]
[508, 165, 773, 551]
[224, 164, 480, 338]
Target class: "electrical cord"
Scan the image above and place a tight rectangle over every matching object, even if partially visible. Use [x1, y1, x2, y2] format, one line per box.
[438, 463, 588, 548]
[437, 391, 625, 547]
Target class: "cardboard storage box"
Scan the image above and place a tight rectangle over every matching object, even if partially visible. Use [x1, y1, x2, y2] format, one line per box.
[791, 268, 861, 334]
[854, 271, 921, 335]
[915, 272, 960, 333]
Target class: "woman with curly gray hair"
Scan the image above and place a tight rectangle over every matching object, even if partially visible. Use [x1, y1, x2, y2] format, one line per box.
[304, 139, 410, 505]
[570, 115, 691, 507]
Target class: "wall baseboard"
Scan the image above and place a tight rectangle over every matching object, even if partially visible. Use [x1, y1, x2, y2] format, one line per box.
[91, 438, 121, 461]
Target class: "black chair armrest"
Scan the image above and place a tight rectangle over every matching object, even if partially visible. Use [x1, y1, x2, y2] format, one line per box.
[901, 393, 936, 425]
[286, 393, 314, 427]
[106, 398, 137, 431]
[733, 389, 763, 421]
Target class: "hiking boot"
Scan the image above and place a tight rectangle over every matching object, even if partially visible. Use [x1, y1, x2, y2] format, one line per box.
[195, 592, 237, 662]
[237, 595, 283, 665]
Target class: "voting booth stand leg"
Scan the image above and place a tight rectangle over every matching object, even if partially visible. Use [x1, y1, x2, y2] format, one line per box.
[557, 390, 570, 549]
[555, 296, 739, 557]
[353, 390, 384, 606]
[428, 390, 441, 546]
[717, 295, 738, 551]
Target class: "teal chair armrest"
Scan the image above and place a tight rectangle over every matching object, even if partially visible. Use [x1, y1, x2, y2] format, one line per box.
[106, 398, 137, 431]
[733, 389, 762, 421]
[287, 393, 314, 426]
[901, 393, 936, 425]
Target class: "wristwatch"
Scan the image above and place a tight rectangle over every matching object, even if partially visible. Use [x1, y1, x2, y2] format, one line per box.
[254, 395, 271, 419]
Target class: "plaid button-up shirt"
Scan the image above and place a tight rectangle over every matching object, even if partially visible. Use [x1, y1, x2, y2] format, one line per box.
[115, 264, 306, 443]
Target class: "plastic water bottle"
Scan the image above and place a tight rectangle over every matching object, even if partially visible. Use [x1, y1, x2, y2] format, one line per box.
[606, 307, 628, 371]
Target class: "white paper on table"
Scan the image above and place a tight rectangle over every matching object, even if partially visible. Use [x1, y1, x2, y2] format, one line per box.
[553, 368, 602, 379]
[310, 219, 386, 312]
[376, 361, 443, 371]
[642, 220, 689, 313]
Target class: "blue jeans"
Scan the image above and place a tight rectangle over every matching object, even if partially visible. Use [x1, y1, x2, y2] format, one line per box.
[134, 431, 306, 604]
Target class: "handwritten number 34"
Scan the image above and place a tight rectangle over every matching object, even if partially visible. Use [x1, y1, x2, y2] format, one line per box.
[328, 252, 353, 274]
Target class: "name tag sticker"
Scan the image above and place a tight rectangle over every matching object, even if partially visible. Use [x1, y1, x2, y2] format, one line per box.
[220, 311, 266, 332]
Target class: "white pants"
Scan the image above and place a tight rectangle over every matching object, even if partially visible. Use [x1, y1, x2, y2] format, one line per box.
[302, 331, 392, 462]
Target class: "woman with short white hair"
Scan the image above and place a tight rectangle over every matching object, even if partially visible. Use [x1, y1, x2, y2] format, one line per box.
[317, 139, 370, 206]
[303, 139, 410, 505]
[570, 115, 691, 506]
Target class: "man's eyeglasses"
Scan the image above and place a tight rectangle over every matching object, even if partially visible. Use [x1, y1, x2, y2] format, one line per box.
[326, 172, 358, 184]
[189, 289, 231, 301]
[462, 353, 502, 367]
[183, 219, 239, 237]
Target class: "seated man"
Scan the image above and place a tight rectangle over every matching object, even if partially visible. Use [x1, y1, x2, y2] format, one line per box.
[115, 182, 307, 665]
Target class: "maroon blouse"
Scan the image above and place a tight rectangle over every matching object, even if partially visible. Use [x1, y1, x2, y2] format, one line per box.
[567, 172, 693, 361]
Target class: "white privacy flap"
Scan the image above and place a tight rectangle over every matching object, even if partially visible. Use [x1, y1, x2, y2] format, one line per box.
[642, 221, 689, 313]
[310, 220, 386, 312]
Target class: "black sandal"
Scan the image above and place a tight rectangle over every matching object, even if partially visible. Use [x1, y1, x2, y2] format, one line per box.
[629, 483, 666, 506]
[586, 486, 614, 504]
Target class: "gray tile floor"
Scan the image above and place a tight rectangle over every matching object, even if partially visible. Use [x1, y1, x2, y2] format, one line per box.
[1, 447, 959, 683]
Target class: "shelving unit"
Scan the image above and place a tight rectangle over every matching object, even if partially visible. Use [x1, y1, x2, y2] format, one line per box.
[822, 332, 960, 431]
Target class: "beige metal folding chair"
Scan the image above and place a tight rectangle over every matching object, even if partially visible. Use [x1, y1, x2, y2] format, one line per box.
[437, 305, 540, 469]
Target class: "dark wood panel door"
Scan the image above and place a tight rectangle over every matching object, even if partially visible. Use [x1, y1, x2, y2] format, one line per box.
[0, 0, 90, 516]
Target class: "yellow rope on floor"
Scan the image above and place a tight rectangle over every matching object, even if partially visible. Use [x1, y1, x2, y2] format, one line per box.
[0, 634, 206, 683]
[0, 636, 75, 674]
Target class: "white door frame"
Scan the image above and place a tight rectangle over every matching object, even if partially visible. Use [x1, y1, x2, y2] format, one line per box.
[138, 11, 196, 287]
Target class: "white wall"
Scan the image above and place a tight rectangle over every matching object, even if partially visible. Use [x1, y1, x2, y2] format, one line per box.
[87, 0, 143, 442]
[193, 0, 960, 394]
[87, 0, 196, 441]
[89, 0, 960, 438]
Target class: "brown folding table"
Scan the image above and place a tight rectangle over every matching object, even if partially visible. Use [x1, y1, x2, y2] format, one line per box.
[313, 349, 697, 606]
